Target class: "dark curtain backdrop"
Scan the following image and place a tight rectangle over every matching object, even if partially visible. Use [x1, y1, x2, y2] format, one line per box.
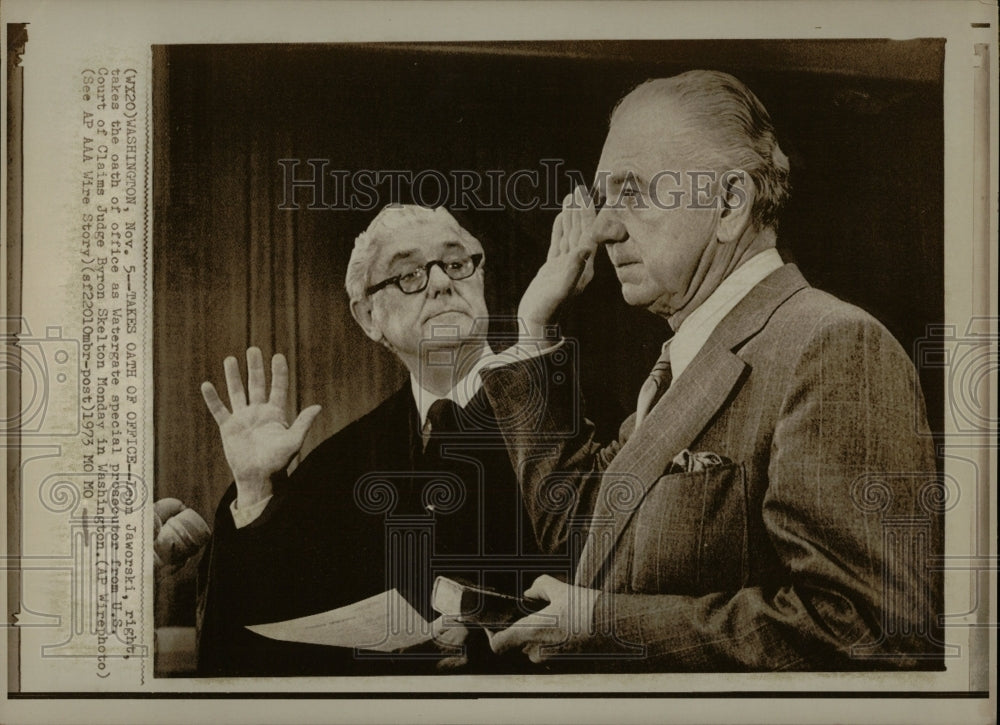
[153, 40, 944, 625]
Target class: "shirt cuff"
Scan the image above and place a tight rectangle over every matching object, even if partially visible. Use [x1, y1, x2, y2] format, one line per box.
[230, 494, 273, 529]
[476, 337, 565, 378]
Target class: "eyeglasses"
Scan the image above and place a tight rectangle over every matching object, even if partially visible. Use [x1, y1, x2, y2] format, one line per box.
[365, 253, 483, 296]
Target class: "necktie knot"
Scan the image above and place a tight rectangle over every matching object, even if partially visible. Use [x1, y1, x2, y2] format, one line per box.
[649, 357, 672, 385]
[634, 343, 672, 431]
[423, 398, 461, 450]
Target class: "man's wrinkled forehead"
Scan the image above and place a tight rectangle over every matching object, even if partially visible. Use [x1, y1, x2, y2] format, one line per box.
[595, 97, 695, 190]
[371, 217, 482, 274]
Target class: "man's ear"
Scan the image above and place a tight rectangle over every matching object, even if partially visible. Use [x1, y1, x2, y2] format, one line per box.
[716, 170, 756, 243]
[350, 297, 383, 343]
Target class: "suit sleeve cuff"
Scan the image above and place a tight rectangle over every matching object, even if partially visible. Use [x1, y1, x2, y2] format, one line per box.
[591, 591, 663, 649]
[230, 494, 273, 529]
[476, 337, 564, 379]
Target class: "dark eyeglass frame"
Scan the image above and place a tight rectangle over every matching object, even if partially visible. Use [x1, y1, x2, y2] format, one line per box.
[365, 253, 484, 296]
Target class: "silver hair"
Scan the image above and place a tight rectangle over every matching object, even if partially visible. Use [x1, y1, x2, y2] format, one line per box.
[612, 70, 791, 230]
[345, 204, 483, 302]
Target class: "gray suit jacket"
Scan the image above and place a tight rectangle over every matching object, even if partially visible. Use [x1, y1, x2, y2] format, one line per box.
[484, 264, 942, 670]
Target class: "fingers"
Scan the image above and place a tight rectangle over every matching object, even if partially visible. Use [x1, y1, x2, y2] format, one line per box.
[153, 497, 187, 523]
[215, 350, 291, 412]
[549, 187, 597, 263]
[287, 404, 322, 441]
[548, 207, 564, 261]
[483, 627, 497, 649]
[538, 248, 589, 298]
[574, 184, 596, 215]
[569, 186, 597, 251]
[488, 618, 534, 654]
[200, 381, 231, 425]
[523, 573, 563, 601]
[563, 248, 591, 290]
[489, 576, 589, 661]
[223, 356, 247, 410]
[153, 497, 186, 539]
[486, 607, 564, 661]
[246, 347, 266, 405]
[435, 653, 470, 672]
[524, 643, 547, 664]
[268, 353, 289, 409]
[431, 617, 469, 669]
[559, 193, 572, 254]
[566, 205, 578, 250]
[431, 618, 469, 648]
[155, 509, 211, 569]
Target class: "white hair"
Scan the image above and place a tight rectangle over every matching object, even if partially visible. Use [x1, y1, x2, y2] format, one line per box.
[613, 70, 791, 230]
[344, 204, 482, 302]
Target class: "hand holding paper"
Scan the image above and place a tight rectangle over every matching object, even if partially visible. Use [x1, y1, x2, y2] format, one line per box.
[246, 590, 435, 653]
[487, 575, 601, 663]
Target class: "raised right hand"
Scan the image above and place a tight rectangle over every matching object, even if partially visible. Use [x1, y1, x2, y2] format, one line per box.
[200, 347, 321, 507]
[517, 185, 598, 339]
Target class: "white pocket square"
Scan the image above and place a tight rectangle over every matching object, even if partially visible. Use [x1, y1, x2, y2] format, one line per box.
[669, 449, 731, 474]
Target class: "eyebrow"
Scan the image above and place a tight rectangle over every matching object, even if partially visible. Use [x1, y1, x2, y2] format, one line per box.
[594, 170, 644, 196]
[609, 171, 646, 189]
[384, 240, 469, 270]
[385, 248, 421, 268]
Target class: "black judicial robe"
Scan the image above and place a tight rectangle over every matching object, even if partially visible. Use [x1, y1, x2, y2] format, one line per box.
[196, 385, 559, 676]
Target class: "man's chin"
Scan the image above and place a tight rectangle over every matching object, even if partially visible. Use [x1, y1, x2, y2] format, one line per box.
[421, 313, 481, 345]
[619, 282, 654, 309]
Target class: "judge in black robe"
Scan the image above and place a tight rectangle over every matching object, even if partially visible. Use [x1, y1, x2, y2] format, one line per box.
[195, 205, 570, 676]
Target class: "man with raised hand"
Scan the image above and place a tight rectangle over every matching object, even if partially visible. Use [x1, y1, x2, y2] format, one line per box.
[485, 71, 941, 671]
[196, 205, 554, 676]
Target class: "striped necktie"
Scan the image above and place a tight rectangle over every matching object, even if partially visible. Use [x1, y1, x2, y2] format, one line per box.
[633, 343, 672, 431]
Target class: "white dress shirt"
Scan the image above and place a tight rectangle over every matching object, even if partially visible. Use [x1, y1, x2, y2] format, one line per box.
[668, 248, 784, 381]
[411, 350, 490, 433]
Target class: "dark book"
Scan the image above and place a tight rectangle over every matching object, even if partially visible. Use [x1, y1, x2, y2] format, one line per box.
[431, 576, 547, 631]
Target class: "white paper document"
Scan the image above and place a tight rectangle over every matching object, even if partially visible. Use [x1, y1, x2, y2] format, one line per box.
[245, 590, 434, 652]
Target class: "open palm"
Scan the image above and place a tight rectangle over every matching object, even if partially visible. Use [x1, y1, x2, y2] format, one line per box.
[518, 186, 598, 332]
[201, 347, 321, 505]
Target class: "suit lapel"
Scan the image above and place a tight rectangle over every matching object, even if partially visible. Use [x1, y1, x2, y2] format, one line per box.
[575, 264, 810, 589]
[575, 345, 747, 588]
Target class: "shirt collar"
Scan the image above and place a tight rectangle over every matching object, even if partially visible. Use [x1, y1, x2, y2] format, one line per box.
[669, 248, 784, 380]
[410, 345, 493, 426]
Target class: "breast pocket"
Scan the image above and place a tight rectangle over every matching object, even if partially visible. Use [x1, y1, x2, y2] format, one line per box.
[629, 461, 749, 596]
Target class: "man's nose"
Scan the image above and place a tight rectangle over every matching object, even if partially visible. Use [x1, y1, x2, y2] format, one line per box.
[425, 263, 454, 295]
[592, 205, 629, 245]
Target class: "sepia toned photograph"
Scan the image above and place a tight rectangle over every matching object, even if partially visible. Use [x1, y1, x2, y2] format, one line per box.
[2, 2, 995, 724]
[153, 39, 947, 677]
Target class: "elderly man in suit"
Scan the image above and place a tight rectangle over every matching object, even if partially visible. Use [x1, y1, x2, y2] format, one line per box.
[486, 70, 942, 670]
[196, 204, 558, 676]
